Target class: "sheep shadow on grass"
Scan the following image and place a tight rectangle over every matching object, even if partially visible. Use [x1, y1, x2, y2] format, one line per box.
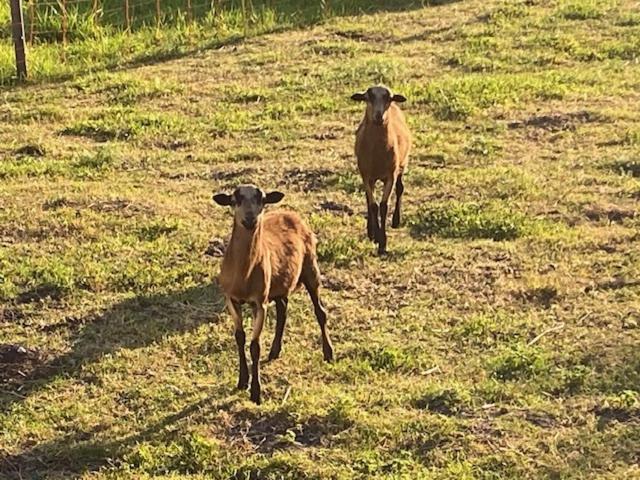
[0, 282, 226, 477]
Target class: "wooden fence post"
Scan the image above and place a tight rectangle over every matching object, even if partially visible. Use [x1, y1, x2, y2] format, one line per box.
[124, 0, 131, 31]
[186, 0, 192, 23]
[28, 0, 34, 43]
[241, 0, 247, 36]
[155, 0, 161, 29]
[9, 0, 27, 79]
[61, 0, 67, 47]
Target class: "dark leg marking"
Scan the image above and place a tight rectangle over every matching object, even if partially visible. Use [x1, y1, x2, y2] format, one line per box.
[370, 202, 380, 244]
[235, 329, 249, 390]
[367, 201, 375, 241]
[378, 201, 388, 255]
[249, 339, 261, 404]
[392, 173, 404, 229]
[268, 297, 288, 361]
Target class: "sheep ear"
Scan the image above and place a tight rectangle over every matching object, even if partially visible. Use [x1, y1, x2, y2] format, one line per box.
[392, 94, 407, 103]
[213, 193, 233, 206]
[351, 92, 367, 102]
[264, 191, 285, 205]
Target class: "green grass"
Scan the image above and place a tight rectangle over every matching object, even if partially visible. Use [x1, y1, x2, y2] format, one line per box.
[0, 0, 423, 84]
[408, 202, 532, 241]
[1, 0, 640, 478]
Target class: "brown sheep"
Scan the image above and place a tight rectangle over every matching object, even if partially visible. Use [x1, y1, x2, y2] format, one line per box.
[351, 85, 412, 254]
[212, 185, 333, 404]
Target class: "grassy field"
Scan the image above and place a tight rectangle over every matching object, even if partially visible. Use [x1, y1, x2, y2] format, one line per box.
[1, 0, 640, 478]
[0, 0, 422, 84]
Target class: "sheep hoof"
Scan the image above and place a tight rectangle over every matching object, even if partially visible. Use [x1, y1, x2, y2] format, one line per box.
[267, 350, 280, 361]
[323, 343, 334, 362]
[237, 381, 249, 391]
[391, 217, 400, 228]
[250, 391, 261, 404]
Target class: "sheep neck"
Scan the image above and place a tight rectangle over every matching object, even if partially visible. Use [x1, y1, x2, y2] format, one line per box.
[364, 120, 395, 148]
[226, 220, 265, 279]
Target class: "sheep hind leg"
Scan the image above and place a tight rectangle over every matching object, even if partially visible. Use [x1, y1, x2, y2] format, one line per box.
[391, 173, 404, 229]
[377, 179, 394, 255]
[301, 259, 334, 362]
[268, 297, 288, 361]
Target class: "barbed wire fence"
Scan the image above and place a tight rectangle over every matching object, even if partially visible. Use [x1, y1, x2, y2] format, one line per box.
[5, 0, 334, 80]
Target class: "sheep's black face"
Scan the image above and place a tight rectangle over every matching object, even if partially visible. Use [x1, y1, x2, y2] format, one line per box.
[213, 185, 285, 231]
[351, 85, 407, 125]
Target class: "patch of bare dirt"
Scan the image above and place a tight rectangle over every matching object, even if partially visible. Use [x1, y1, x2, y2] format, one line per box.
[159, 170, 210, 180]
[204, 237, 226, 258]
[15, 144, 46, 157]
[43, 197, 154, 217]
[39, 315, 85, 333]
[596, 233, 639, 253]
[280, 168, 333, 191]
[0, 221, 81, 242]
[584, 204, 636, 223]
[155, 139, 191, 150]
[594, 406, 640, 430]
[508, 111, 600, 132]
[211, 167, 258, 183]
[468, 420, 506, 443]
[15, 283, 66, 304]
[607, 159, 640, 178]
[515, 286, 559, 309]
[318, 201, 354, 215]
[228, 410, 350, 453]
[321, 274, 355, 293]
[585, 277, 640, 293]
[415, 153, 447, 168]
[313, 131, 339, 140]
[523, 410, 558, 428]
[308, 123, 347, 141]
[164, 167, 260, 184]
[0, 344, 42, 386]
[331, 30, 390, 43]
[0, 305, 24, 323]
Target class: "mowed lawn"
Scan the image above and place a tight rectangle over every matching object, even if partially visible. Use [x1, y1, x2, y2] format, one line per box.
[1, 0, 639, 478]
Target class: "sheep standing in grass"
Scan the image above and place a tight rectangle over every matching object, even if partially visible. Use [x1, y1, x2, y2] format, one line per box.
[213, 185, 334, 404]
[351, 85, 412, 254]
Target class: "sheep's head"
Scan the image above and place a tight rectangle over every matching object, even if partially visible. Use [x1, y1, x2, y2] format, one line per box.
[213, 185, 284, 230]
[351, 85, 406, 126]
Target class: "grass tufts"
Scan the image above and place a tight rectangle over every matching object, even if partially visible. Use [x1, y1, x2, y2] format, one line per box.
[409, 202, 530, 241]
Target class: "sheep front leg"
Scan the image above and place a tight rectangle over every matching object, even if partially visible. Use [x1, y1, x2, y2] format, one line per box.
[378, 179, 394, 255]
[250, 302, 266, 404]
[392, 173, 404, 228]
[364, 180, 379, 242]
[227, 298, 249, 390]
